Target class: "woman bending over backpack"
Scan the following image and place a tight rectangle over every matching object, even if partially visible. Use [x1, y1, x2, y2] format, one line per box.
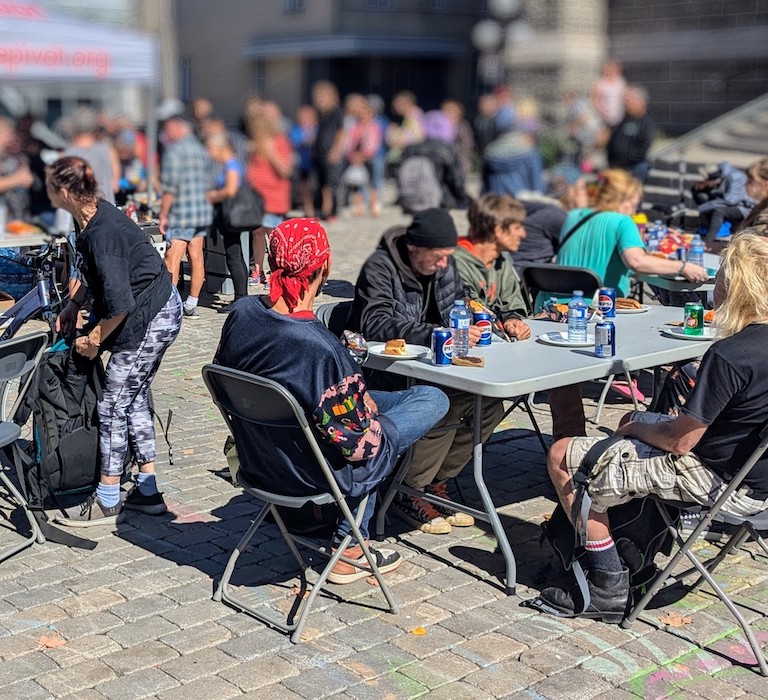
[47, 155, 182, 527]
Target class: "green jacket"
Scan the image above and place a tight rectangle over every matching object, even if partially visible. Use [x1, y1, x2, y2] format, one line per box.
[453, 243, 527, 323]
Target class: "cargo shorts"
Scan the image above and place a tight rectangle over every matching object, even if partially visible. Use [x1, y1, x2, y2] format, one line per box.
[564, 411, 767, 517]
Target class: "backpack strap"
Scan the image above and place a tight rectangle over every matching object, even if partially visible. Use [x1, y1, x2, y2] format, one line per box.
[571, 434, 625, 548]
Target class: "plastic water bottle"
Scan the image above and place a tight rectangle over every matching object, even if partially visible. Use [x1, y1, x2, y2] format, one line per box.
[567, 290, 589, 344]
[688, 234, 705, 268]
[449, 300, 471, 358]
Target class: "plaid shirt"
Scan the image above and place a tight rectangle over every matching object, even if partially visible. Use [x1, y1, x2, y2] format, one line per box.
[161, 135, 213, 228]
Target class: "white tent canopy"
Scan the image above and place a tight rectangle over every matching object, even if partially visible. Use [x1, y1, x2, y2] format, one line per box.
[0, 2, 157, 84]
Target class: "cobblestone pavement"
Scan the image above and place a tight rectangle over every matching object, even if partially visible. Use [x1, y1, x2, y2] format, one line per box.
[1, 190, 767, 700]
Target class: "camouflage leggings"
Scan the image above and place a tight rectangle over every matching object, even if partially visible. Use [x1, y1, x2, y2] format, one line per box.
[98, 289, 182, 476]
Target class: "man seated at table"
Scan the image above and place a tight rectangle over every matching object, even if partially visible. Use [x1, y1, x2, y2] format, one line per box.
[348, 208, 517, 534]
[452, 193, 591, 442]
[528, 232, 768, 621]
[215, 218, 449, 583]
[453, 194, 531, 340]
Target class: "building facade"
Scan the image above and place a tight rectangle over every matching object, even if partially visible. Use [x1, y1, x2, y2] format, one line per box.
[174, 0, 767, 135]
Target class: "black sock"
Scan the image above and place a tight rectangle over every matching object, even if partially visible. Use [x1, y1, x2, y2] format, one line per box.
[585, 536, 622, 572]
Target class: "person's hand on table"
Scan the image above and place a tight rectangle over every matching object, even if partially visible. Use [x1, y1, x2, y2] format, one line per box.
[681, 263, 709, 284]
[468, 325, 482, 346]
[504, 318, 531, 341]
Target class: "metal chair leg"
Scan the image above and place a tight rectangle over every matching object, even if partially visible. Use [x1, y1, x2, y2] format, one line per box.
[214, 502, 270, 602]
[0, 471, 40, 563]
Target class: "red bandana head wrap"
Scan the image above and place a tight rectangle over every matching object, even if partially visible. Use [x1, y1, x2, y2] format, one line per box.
[268, 218, 331, 308]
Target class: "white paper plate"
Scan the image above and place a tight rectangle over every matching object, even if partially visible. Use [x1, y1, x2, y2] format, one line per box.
[661, 326, 715, 341]
[537, 332, 595, 348]
[615, 304, 652, 314]
[368, 343, 430, 360]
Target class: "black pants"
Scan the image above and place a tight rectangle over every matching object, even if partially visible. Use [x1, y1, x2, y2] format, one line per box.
[702, 205, 745, 243]
[222, 228, 249, 300]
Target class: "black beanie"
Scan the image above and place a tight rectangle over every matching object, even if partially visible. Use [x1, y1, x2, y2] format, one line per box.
[404, 208, 458, 248]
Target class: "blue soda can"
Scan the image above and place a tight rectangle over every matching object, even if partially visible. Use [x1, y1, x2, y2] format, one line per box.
[473, 311, 493, 346]
[596, 287, 616, 318]
[595, 320, 615, 358]
[432, 327, 452, 365]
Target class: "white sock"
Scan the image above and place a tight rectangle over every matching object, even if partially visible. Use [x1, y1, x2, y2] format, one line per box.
[184, 296, 199, 310]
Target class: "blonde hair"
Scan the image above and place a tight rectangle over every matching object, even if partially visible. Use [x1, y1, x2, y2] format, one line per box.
[593, 169, 642, 212]
[715, 232, 768, 339]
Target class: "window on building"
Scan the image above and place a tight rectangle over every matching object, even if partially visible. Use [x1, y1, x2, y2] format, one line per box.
[283, 0, 305, 12]
[180, 59, 192, 101]
[253, 58, 267, 98]
[431, 0, 448, 9]
[366, 0, 391, 7]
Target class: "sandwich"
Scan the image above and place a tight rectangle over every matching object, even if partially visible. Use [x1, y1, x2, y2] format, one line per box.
[616, 297, 643, 310]
[383, 338, 407, 356]
[452, 355, 485, 368]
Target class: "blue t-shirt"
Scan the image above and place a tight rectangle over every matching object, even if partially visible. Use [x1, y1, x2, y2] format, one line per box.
[555, 208, 644, 296]
[214, 157, 244, 189]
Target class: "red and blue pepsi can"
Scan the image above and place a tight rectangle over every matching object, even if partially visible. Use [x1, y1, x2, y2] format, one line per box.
[432, 327, 452, 365]
[473, 311, 493, 346]
[596, 287, 616, 318]
[595, 320, 615, 358]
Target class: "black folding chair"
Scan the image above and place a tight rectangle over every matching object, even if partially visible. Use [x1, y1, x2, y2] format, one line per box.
[519, 263, 602, 314]
[315, 300, 353, 338]
[622, 423, 768, 676]
[0, 330, 49, 563]
[202, 364, 398, 644]
[520, 263, 641, 421]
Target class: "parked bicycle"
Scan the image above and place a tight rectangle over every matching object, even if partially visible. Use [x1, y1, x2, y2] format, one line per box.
[0, 237, 69, 343]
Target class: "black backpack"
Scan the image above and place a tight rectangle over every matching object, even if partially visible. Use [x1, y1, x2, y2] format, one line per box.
[25, 345, 103, 508]
[527, 436, 680, 615]
[9, 342, 104, 548]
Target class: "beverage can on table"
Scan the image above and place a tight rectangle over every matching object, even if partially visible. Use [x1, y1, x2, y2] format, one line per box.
[684, 302, 704, 336]
[473, 311, 493, 346]
[596, 287, 616, 318]
[595, 320, 615, 358]
[432, 327, 452, 365]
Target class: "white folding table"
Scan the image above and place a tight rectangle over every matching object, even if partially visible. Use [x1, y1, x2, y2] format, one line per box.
[367, 306, 715, 594]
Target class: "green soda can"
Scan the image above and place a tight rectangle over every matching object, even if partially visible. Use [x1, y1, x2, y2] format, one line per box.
[684, 302, 704, 336]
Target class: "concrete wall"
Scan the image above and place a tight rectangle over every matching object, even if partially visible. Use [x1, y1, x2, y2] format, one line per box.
[608, 0, 768, 134]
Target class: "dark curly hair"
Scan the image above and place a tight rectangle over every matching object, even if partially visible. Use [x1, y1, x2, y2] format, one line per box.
[46, 155, 100, 204]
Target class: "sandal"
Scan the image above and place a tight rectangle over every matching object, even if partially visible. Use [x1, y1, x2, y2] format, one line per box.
[609, 379, 645, 402]
[327, 546, 402, 584]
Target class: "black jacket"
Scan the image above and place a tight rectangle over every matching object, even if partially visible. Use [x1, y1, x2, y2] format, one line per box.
[348, 226, 464, 347]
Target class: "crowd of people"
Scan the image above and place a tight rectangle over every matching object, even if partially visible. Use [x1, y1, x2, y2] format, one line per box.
[3, 67, 768, 627]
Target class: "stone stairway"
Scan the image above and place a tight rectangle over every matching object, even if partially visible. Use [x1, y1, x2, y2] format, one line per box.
[641, 93, 768, 224]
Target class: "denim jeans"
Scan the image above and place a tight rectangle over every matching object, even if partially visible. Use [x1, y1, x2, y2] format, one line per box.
[334, 385, 449, 544]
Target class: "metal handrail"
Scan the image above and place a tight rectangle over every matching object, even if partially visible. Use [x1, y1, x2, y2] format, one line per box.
[650, 92, 768, 163]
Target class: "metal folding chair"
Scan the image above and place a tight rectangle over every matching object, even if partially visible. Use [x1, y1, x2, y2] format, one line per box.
[622, 422, 768, 676]
[0, 330, 49, 563]
[202, 364, 398, 644]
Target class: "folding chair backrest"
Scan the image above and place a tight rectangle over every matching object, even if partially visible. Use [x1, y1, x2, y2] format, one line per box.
[0, 330, 49, 423]
[202, 364, 341, 499]
[521, 263, 602, 308]
[315, 301, 352, 338]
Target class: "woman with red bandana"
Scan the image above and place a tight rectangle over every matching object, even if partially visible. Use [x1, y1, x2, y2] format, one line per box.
[215, 218, 449, 583]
